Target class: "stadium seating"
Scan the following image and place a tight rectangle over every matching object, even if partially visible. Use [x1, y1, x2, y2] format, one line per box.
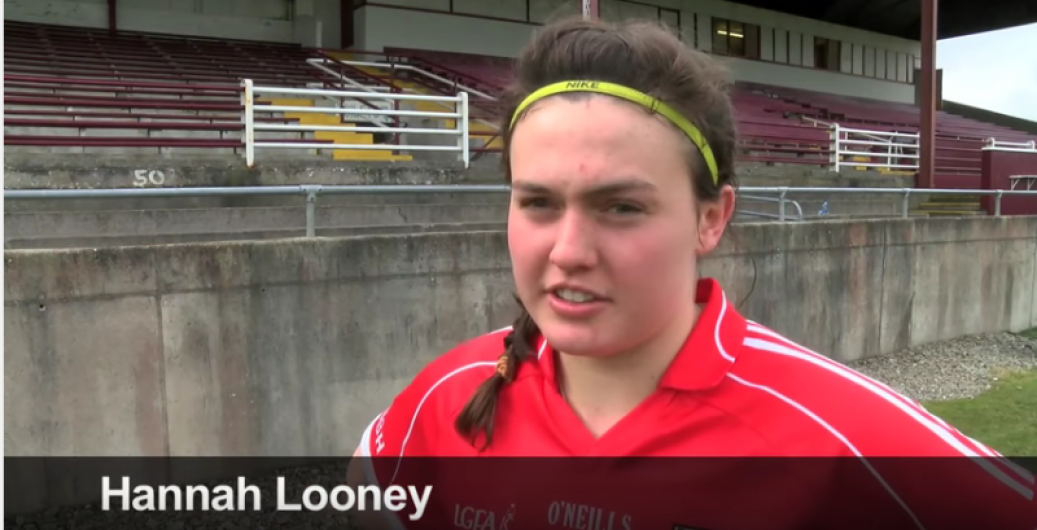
[5, 20, 1034, 178]
[384, 48, 1037, 180]
[2, 21, 407, 159]
[745, 82, 1037, 184]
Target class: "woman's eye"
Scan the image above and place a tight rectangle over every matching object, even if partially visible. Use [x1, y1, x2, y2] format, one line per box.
[519, 197, 552, 209]
[607, 202, 643, 215]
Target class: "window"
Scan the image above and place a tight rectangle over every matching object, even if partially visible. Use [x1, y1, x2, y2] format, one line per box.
[712, 17, 759, 59]
[814, 37, 841, 71]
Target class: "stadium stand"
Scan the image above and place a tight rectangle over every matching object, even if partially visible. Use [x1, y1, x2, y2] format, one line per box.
[4, 19, 1035, 182]
[747, 82, 1037, 185]
[313, 44, 1037, 181]
[3, 20, 426, 160]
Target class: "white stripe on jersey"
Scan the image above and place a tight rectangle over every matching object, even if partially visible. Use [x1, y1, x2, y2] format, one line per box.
[725, 371, 926, 530]
[746, 322, 1035, 490]
[393, 360, 497, 481]
[743, 324, 1034, 500]
[714, 290, 736, 362]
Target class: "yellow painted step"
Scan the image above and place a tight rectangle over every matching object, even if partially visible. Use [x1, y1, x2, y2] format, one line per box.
[288, 113, 343, 125]
[396, 81, 425, 91]
[311, 123, 412, 161]
[470, 121, 503, 149]
[333, 150, 413, 161]
[316, 131, 374, 144]
[259, 98, 314, 107]
[415, 100, 456, 113]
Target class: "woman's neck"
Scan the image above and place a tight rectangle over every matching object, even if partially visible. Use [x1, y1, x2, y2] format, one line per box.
[555, 302, 701, 438]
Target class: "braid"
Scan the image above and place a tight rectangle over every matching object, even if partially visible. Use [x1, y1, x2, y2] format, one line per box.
[454, 296, 540, 451]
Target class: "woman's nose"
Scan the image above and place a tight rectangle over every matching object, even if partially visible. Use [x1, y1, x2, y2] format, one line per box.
[548, 210, 598, 271]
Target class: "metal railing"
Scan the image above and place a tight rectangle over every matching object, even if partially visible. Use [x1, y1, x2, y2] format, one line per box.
[7, 185, 1037, 236]
[1010, 175, 1037, 191]
[305, 57, 500, 130]
[309, 57, 498, 103]
[738, 194, 805, 221]
[241, 80, 470, 168]
[830, 123, 919, 172]
[985, 138, 1037, 151]
[746, 186, 1037, 220]
[829, 125, 1037, 172]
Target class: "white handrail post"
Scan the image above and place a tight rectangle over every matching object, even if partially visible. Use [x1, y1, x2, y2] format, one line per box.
[885, 136, 893, 168]
[829, 123, 840, 172]
[912, 132, 920, 170]
[459, 91, 470, 168]
[242, 78, 255, 168]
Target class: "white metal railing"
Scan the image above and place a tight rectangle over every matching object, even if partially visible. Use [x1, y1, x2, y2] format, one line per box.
[738, 194, 805, 221]
[306, 57, 500, 132]
[830, 123, 919, 172]
[316, 57, 498, 102]
[241, 80, 470, 168]
[6, 186, 1037, 234]
[984, 138, 1037, 152]
[1010, 175, 1037, 191]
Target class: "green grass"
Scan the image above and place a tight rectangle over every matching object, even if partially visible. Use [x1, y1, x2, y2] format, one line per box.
[918, 328, 1037, 467]
[922, 369, 1037, 458]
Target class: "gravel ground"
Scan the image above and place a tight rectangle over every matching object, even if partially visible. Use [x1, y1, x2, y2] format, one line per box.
[847, 331, 1037, 402]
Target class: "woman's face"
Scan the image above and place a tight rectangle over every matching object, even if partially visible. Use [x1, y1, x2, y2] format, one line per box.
[507, 95, 731, 359]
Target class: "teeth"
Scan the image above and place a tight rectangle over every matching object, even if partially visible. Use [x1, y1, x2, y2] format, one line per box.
[555, 289, 596, 303]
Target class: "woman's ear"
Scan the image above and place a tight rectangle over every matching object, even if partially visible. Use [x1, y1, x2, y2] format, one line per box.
[696, 185, 736, 255]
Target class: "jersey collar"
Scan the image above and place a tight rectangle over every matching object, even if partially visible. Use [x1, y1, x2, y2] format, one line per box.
[530, 277, 746, 392]
[659, 277, 746, 391]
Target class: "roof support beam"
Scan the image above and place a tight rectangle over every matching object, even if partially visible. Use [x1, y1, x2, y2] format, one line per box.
[108, 0, 118, 35]
[918, 0, 937, 189]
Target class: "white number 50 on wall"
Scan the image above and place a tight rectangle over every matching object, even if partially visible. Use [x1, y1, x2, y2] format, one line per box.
[133, 169, 167, 187]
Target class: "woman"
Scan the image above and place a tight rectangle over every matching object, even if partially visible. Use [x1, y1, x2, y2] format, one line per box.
[347, 16, 1035, 530]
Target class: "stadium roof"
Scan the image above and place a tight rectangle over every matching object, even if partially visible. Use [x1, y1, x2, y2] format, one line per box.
[730, 0, 1037, 40]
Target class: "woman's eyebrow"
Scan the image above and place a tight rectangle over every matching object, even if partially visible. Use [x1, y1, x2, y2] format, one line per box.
[511, 178, 658, 198]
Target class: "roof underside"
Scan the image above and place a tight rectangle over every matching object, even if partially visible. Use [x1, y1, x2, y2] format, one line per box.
[729, 0, 1037, 40]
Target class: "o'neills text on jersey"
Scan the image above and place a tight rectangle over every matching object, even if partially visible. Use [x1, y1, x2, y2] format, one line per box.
[547, 501, 632, 530]
[101, 476, 433, 520]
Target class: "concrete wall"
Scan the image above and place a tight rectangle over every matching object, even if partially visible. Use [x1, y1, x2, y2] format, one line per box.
[6, 217, 1035, 463]
[2, 153, 912, 193]
[4, 0, 341, 47]
[721, 57, 916, 104]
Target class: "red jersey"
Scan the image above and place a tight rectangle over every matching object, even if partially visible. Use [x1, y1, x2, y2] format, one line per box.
[357, 278, 1036, 530]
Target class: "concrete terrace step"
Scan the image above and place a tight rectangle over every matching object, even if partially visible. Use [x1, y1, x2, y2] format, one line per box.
[909, 209, 985, 217]
[4, 87, 239, 101]
[919, 201, 982, 210]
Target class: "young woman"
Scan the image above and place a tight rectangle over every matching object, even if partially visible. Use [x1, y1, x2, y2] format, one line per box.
[347, 16, 1035, 530]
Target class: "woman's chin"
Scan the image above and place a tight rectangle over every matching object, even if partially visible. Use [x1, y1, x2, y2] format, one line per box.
[539, 322, 616, 357]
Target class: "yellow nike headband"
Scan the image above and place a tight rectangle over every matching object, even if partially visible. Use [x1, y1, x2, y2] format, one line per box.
[509, 80, 720, 185]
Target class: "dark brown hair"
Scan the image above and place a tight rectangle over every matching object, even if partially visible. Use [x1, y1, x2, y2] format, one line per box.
[453, 15, 740, 451]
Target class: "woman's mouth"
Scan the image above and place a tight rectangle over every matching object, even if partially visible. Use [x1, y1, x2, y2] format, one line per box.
[553, 288, 598, 304]
[546, 286, 609, 319]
